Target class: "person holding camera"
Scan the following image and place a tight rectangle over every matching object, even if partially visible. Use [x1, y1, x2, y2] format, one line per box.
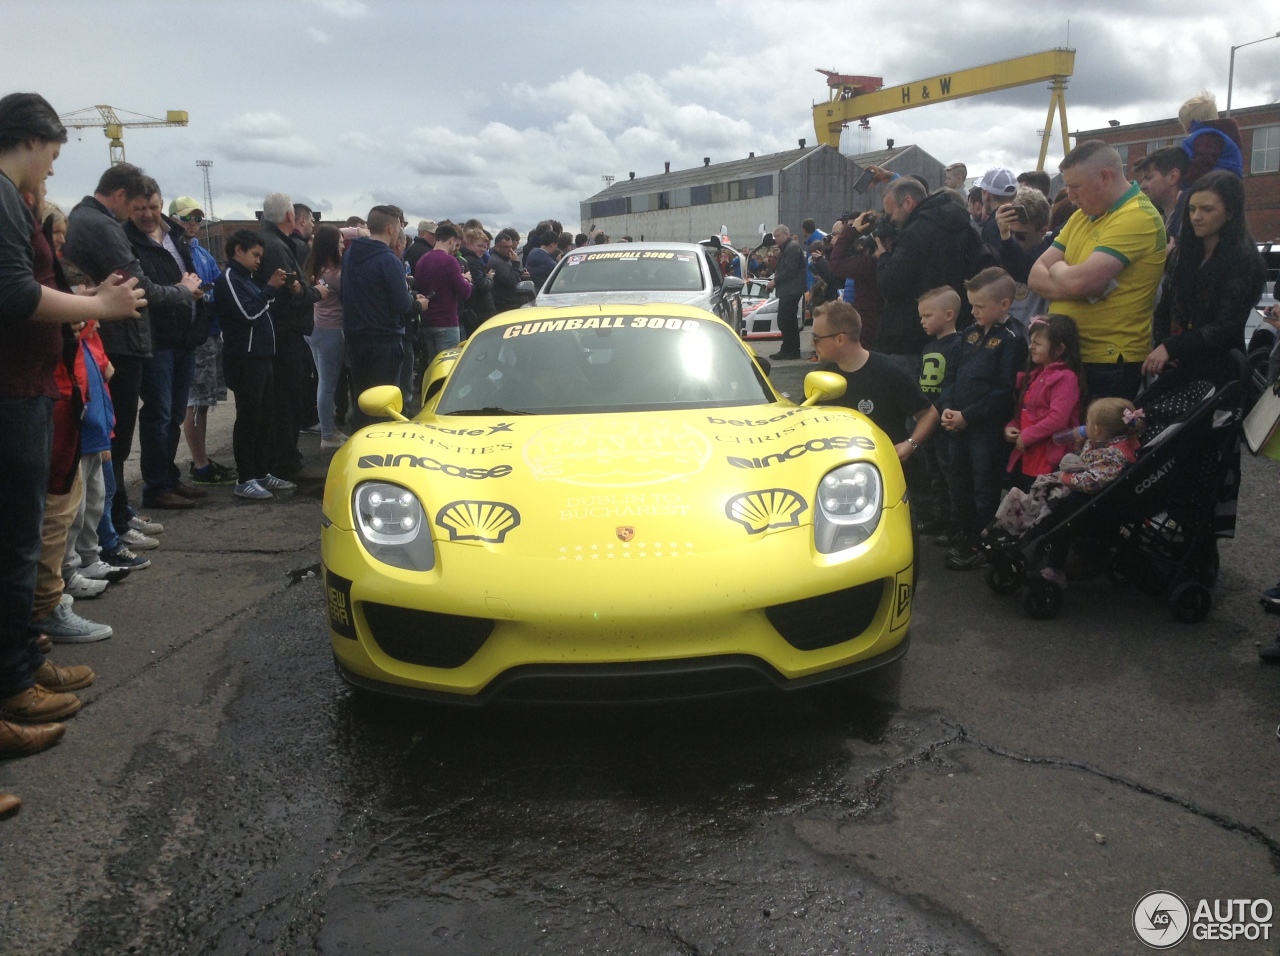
[765, 225, 806, 360]
[874, 177, 985, 373]
[826, 211, 884, 347]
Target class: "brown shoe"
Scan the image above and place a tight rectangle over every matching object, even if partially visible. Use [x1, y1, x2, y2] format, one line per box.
[35, 633, 52, 654]
[0, 793, 20, 818]
[0, 719, 65, 758]
[172, 481, 208, 500]
[34, 660, 95, 692]
[0, 685, 81, 723]
[142, 490, 194, 509]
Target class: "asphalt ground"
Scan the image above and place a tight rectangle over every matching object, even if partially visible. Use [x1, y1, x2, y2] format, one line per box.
[3, 334, 1280, 955]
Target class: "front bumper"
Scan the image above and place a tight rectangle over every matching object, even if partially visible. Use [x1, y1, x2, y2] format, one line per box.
[322, 504, 913, 702]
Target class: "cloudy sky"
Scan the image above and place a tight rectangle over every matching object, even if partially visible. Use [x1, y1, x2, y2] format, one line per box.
[11, 0, 1279, 231]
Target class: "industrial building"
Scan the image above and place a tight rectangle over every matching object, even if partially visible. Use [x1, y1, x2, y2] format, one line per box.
[579, 143, 945, 245]
[1075, 102, 1280, 240]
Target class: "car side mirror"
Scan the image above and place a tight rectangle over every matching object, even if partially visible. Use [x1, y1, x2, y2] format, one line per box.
[801, 370, 846, 406]
[357, 385, 409, 422]
[516, 280, 535, 295]
[722, 276, 745, 293]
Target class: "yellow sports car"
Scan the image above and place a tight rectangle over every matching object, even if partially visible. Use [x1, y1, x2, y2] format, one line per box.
[321, 304, 913, 703]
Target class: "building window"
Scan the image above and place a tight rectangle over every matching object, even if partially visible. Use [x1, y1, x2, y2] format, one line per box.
[1146, 139, 1175, 154]
[1252, 125, 1280, 174]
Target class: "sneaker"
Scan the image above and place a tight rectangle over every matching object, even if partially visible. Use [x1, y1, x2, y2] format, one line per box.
[128, 514, 164, 535]
[1262, 585, 1280, 609]
[63, 572, 108, 599]
[190, 462, 238, 485]
[79, 560, 130, 583]
[34, 660, 95, 692]
[120, 528, 159, 551]
[301, 423, 322, 435]
[1259, 641, 1280, 664]
[261, 474, 297, 492]
[33, 595, 113, 644]
[945, 545, 989, 571]
[320, 432, 349, 450]
[172, 481, 208, 500]
[932, 528, 967, 548]
[102, 546, 151, 571]
[769, 350, 801, 361]
[0, 685, 80, 724]
[234, 479, 273, 500]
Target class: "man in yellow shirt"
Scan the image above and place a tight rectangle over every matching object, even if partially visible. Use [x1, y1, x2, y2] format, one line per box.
[1029, 140, 1166, 400]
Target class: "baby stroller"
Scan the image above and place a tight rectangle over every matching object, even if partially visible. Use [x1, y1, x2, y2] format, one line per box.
[982, 358, 1247, 621]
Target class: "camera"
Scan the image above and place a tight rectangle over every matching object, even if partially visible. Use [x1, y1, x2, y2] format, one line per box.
[871, 215, 899, 242]
[1011, 204, 1028, 223]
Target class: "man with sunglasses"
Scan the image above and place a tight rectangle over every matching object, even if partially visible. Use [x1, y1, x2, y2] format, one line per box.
[170, 198, 235, 485]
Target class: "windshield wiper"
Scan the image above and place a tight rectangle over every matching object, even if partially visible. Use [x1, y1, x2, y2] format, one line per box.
[446, 407, 534, 416]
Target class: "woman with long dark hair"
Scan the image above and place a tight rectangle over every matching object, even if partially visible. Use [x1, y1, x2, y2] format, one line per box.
[304, 224, 347, 448]
[1143, 170, 1265, 387]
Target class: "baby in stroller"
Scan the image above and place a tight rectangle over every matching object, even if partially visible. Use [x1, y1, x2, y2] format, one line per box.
[990, 397, 1144, 585]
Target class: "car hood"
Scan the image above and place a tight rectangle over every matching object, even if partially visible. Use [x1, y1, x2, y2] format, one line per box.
[327, 406, 904, 557]
[536, 290, 710, 308]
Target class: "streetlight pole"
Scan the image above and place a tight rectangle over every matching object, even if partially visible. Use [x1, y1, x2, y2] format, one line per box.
[1227, 31, 1280, 117]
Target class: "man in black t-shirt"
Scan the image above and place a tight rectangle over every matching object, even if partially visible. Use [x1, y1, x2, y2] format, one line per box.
[812, 300, 938, 463]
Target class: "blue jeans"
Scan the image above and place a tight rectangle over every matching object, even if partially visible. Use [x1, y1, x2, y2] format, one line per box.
[139, 347, 195, 497]
[97, 457, 120, 553]
[0, 396, 52, 698]
[1084, 361, 1143, 402]
[422, 325, 460, 373]
[947, 426, 1006, 539]
[306, 326, 346, 439]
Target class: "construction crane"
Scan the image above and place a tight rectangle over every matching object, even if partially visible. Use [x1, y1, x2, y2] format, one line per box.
[59, 105, 189, 165]
[813, 49, 1076, 171]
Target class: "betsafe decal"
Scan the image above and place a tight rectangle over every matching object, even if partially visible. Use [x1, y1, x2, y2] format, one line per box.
[358, 453, 512, 480]
[727, 435, 876, 469]
[725, 489, 808, 534]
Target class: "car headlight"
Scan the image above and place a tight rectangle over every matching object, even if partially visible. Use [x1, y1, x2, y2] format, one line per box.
[353, 482, 435, 571]
[814, 463, 882, 554]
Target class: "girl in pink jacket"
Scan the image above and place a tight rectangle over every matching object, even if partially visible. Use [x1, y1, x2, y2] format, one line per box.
[1004, 314, 1083, 489]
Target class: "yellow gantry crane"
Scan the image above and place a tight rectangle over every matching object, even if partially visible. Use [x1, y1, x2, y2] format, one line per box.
[813, 49, 1076, 172]
[59, 105, 189, 165]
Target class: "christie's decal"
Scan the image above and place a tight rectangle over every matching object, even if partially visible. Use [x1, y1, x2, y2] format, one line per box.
[503, 315, 704, 338]
[711, 412, 856, 445]
[357, 454, 512, 480]
[362, 430, 512, 456]
[725, 489, 808, 534]
[727, 435, 876, 469]
[435, 501, 521, 543]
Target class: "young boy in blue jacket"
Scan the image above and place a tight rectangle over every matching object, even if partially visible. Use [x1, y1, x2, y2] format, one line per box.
[213, 229, 289, 500]
[939, 268, 1028, 570]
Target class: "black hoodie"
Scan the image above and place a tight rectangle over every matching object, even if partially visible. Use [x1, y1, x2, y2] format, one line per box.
[875, 190, 985, 355]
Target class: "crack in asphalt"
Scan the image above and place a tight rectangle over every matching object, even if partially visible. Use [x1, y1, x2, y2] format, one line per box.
[537, 885, 707, 956]
[838, 715, 1280, 868]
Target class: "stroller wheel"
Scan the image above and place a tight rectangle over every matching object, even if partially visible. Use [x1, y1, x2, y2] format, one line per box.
[1170, 581, 1212, 623]
[1023, 578, 1064, 620]
[986, 554, 1024, 595]
[1104, 555, 1130, 586]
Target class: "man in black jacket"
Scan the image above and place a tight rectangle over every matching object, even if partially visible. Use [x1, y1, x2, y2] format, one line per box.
[874, 178, 984, 370]
[489, 228, 531, 313]
[254, 192, 325, 478]
[126, 181, 210, 510]
[766, 225, 806, 360]
[63, 164, 202, 531]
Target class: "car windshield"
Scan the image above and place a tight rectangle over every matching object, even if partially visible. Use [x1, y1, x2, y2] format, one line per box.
[544, 249, 705, 294]
[436, 314, 773, 415]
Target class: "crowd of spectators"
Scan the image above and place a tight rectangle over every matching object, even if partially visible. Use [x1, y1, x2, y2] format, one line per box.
[0, 85, 1273, 816]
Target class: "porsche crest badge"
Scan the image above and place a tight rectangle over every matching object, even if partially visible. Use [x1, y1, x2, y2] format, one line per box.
[615, 526, 635, 542]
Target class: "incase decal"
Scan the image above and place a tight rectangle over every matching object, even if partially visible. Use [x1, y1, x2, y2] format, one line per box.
[358, 454, 512, 480]
[727, 435, 876, 469]
[435, 501, 521, 543]
[725, 489, 808, 534]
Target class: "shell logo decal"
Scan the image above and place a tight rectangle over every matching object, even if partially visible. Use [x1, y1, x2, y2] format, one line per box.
[725, 489, 807, 534]
[435, 501, 521, 543]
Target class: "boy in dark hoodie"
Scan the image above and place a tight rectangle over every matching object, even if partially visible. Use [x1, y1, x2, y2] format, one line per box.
[213, 230, 289, 500]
